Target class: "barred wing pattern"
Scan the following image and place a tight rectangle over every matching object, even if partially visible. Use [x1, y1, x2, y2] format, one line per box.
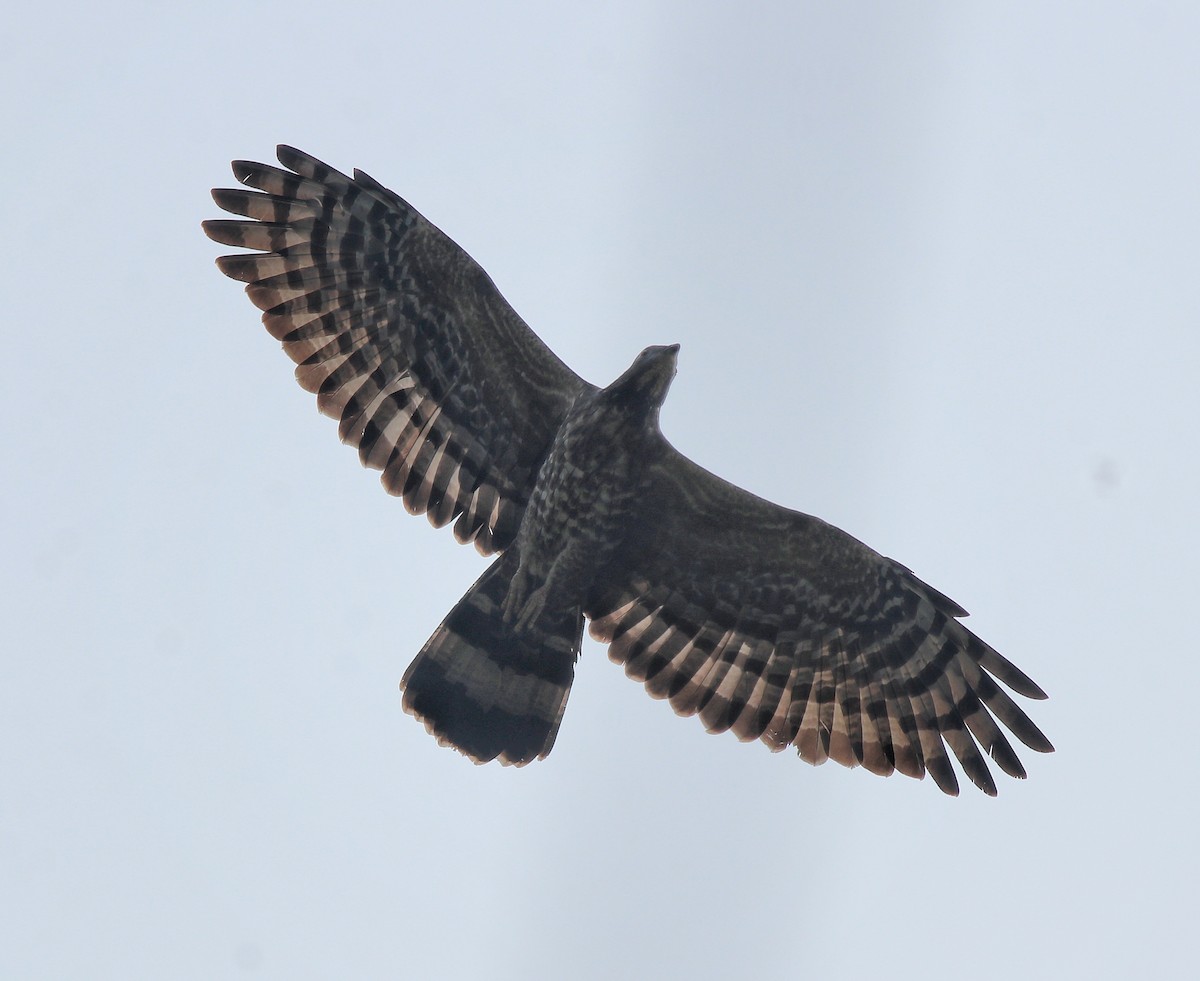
[203, 146, 590, 553]
[586, 441, 1053, 796]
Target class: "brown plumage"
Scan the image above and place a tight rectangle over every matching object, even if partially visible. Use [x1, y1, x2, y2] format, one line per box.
[204, 145, 1053, 795]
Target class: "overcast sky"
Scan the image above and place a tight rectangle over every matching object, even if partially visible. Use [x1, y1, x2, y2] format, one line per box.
[4, 2, 1198, 978]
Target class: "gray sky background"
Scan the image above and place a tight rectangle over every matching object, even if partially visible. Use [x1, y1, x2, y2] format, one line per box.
[4, 2, 1197, 978]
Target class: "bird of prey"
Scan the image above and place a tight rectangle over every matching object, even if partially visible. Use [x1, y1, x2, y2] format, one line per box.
[204, 146, 1053, 796]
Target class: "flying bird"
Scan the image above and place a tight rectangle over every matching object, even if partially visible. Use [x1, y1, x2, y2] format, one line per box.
[204, 146, 1053, 796]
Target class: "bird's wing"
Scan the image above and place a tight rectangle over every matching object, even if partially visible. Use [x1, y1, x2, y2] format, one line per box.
[585, 438, 1053, 796]
[204, 146, 592, 553]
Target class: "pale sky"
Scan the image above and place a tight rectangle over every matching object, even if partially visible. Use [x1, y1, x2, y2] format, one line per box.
[4, 3, 1198, 978]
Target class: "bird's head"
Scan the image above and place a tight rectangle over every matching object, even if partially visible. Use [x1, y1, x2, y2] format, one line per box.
[605, 344, 680, 418]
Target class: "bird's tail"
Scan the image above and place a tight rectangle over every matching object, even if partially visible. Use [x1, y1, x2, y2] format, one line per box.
[400, 555, 582, 765]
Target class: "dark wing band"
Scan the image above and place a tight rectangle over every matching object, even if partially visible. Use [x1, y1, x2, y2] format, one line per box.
[585, 440, 1053, 796]
[203, 145, 591, 553]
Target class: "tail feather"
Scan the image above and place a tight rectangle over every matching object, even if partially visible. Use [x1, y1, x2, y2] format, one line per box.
[400, 557, 582, 765]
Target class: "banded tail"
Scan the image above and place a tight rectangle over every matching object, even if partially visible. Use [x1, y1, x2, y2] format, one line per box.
[401, 556, 583, 765]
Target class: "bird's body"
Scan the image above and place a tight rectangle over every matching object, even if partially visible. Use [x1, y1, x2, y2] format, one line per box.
[205, 146, 1053, 795]
[504, 345, 678, 633]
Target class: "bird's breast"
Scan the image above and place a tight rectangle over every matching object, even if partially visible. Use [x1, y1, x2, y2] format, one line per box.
[512, 406, 648, 595]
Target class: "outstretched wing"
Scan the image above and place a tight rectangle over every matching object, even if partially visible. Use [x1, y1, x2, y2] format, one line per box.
[585, 440, 1053, 796]
[203, 146, 591, 553]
